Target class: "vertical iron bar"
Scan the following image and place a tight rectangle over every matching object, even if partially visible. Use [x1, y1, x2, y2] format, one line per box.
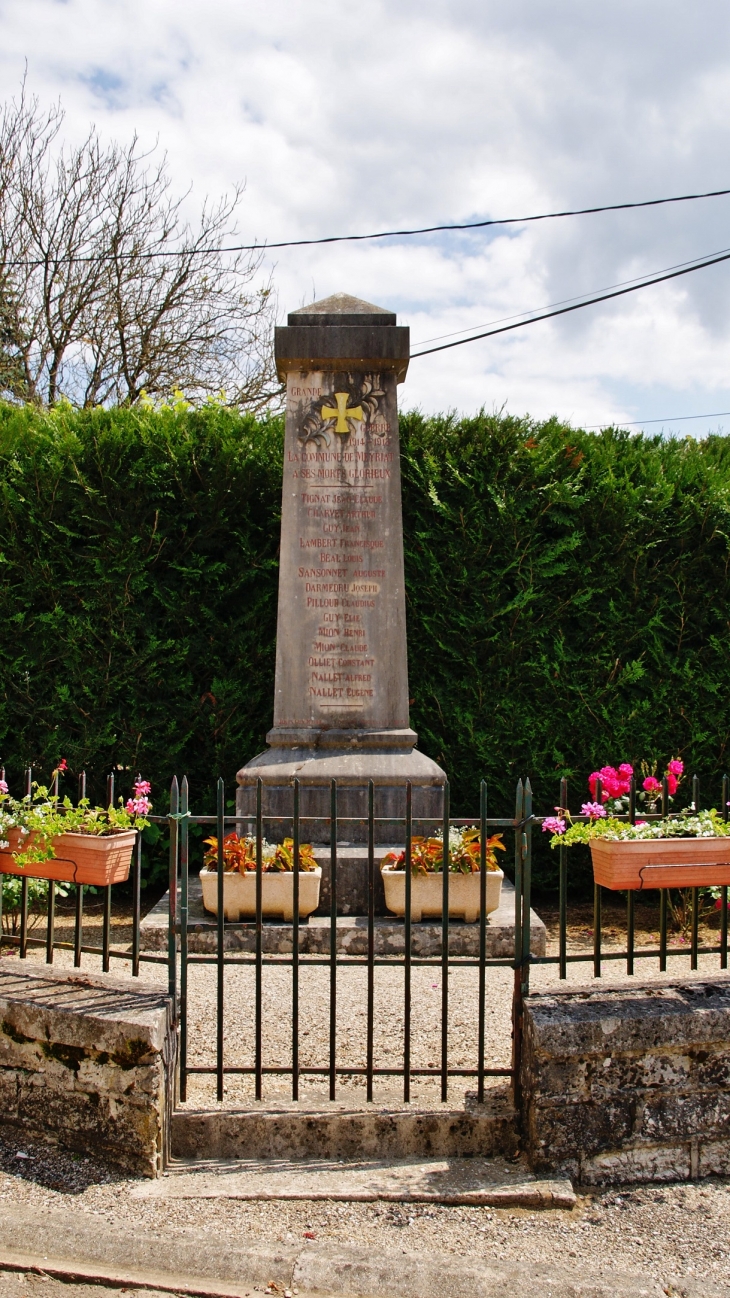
[45, 882, 55, 964]
[366, 780, 375, 1103]
[593, 777, 603, 978]
[132, 830, 141, 977]
[19, 877, 28, 960]
[403, 782, 412, 1103]
[627, 776, 636, 976]
[477, 780, 487, 1102]
[691, 887, 699, 971]
[659, 889, 668, 972]
[102, 774, 114, 973]
[215, 777, 224, 1102]
[690, 775, 700, 971]
[511, 780, 525, 1104]
[717, 768, 722, 976]
[662, 775, 668, 817]
[74, 886, 83, 967]
[169, 777, 180, 1008]
[441, 781, 450, 1103]
[19, 768, 30, 955]
[292, 779, 300, 1101]
[179, 776, 189, 1101]
[74, 766, 86, 968]
[255, 778, 263, 1101]
[329, 779, 337, 1101]
[558, 777, 568, 980]
[521, 780, 533, 996]
[102, 884, 112, 973]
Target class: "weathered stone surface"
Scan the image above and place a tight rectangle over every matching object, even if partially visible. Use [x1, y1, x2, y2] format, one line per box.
[0, 964, 175, 1176]
[141, 872, 547, 957]
[172, 1086, 519, 1161]
[238, 293, 446, 843]
[521, 975, 730, 1184]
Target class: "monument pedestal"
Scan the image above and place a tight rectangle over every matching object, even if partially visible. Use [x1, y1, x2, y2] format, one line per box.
[237, 293, 446, 860]
[237, 726, 445, 844]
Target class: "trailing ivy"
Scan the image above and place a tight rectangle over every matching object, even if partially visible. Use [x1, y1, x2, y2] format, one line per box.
[1, 402, 730, 889]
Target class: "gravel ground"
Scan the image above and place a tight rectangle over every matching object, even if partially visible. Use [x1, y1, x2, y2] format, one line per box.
[0, 1133, 729, 1292]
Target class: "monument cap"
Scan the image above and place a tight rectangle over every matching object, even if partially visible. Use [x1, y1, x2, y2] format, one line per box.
[288, 292, 397, 327]
[275, 291, 409, 382]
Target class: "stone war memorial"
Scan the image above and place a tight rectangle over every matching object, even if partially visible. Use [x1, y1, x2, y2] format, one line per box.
[237, 293, 447, 907]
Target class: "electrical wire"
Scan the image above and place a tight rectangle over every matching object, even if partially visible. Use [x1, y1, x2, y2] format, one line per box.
[412, 244, 730, 347]
[409, 245, 730, 358]
[4, 183, 730, 265]
[585, 410, 730, 429]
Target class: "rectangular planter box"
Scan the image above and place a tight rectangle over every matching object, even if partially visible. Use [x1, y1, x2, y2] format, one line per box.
[0, 829, 137, 886]
[381, 867, 503, 923]
[590, 837, 730, 890]
[199, 866, 322, 921]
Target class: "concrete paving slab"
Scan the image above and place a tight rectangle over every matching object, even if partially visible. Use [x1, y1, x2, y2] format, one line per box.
[131, 1156, 576, 1208]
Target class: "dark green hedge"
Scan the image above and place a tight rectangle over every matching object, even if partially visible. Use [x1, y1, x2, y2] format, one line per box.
[1, 402, 730, 886]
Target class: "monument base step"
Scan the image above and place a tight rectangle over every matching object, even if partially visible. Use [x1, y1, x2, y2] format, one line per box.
[169, 1086, 520, 1162]
[141, 874, 546, 957]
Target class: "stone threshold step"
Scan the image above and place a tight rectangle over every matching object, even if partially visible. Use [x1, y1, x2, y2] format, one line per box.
[141, 875, 546, 957]
[134, 1156, 575, 1209]
[171, 1092, 518, 1161]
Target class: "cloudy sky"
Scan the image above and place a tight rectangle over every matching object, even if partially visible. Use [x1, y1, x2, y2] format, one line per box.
[2, 0, 730, 430]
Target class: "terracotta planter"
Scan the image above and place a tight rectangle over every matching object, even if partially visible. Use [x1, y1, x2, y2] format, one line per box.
[0, 828, 136, 885]
[381, 866, 504, 923]
[199, 866, 322, 921]
[590, 837, 730, 891]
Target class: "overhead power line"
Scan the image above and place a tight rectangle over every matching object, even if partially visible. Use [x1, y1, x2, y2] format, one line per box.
[586, 410, 730, 429]
[409, 245, 730, 358]
[4, 184, 730, 266]
[412, 244, 730, 347]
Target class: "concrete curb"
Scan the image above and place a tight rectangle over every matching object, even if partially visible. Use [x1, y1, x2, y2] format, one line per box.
[0, 1203, 724, 1298]
[0, 1249, 258, 1298]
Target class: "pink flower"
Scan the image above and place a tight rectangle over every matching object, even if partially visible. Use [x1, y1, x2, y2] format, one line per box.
[134, 778, 151, 796]
[667, 759, 684, 777]
[57, 759, 68, 773]
[666, 773, 678, 796]
[0, 780, 7, 795]
[581, 802, 606, 819]
[635, 820, 648, 826]
[589, 763, 633, 801]
[126, 796, 151, 816]
[643, 776, 662, 793]
[543, 816, 566, 835]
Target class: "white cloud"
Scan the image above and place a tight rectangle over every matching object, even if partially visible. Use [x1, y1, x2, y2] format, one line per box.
[2, 0, 730, 430]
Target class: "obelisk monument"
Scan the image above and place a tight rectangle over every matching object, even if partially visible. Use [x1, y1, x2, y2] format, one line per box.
[237, 293, 445, 851]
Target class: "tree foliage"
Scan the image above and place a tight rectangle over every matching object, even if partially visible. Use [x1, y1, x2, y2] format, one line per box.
[0, 84, 278, 409]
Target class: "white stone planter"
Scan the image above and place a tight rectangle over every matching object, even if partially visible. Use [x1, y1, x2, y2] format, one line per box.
[381, 867, 503, 923]
[199, 867, 322, 922]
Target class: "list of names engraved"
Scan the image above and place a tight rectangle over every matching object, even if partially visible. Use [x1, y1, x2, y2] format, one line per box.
[272, 369, 410, 732]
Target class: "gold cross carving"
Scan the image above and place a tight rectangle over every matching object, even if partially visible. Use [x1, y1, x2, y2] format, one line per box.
[321, 391, 364, 434]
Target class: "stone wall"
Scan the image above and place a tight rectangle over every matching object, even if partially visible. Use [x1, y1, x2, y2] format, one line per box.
[0, 964, 176, 1177]
[520, 975, 730, 1184]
